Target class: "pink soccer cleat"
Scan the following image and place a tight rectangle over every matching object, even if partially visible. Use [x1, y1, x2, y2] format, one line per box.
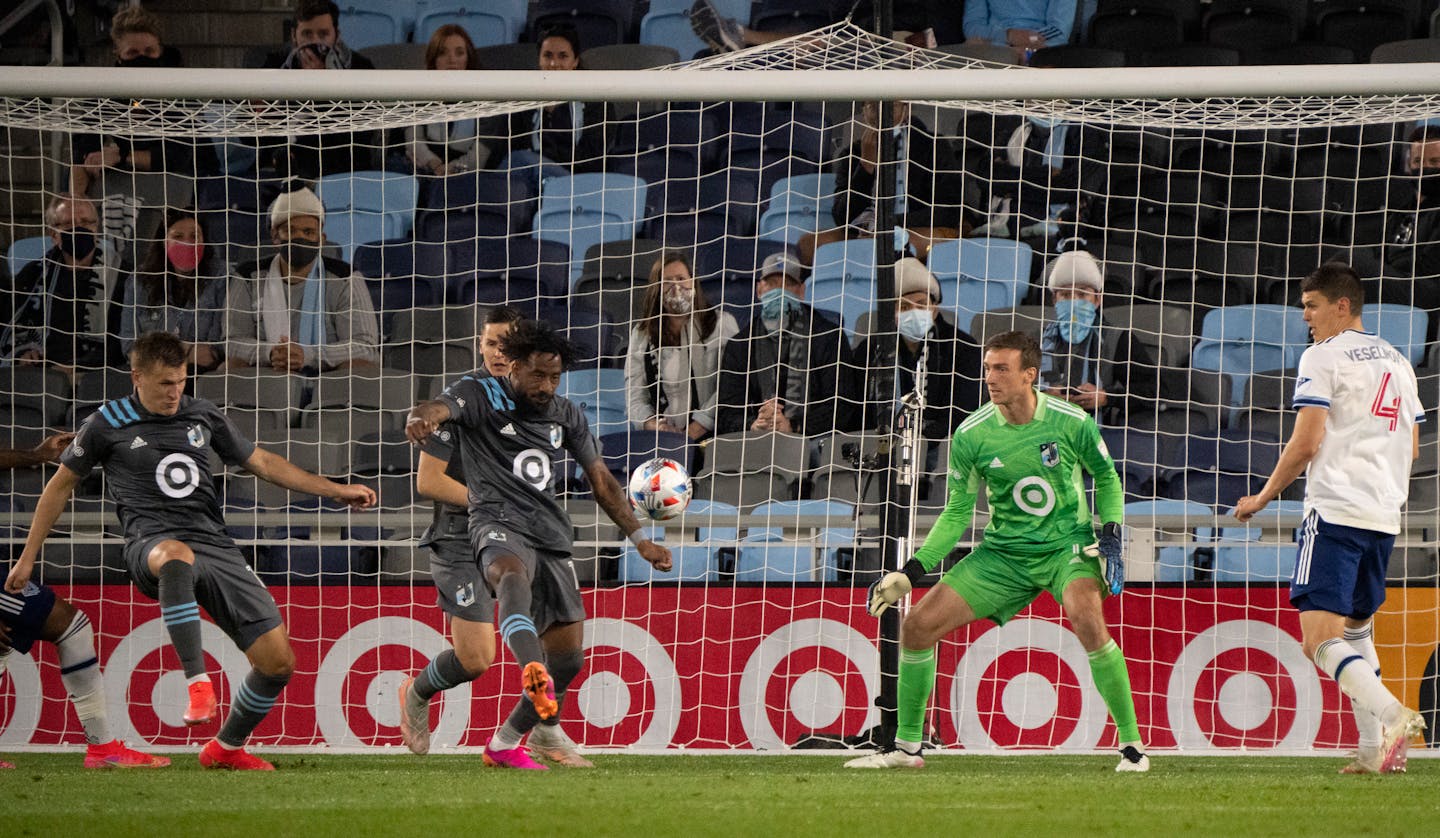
[84, 740, 171, 769]
[184, 680, 218, 726]
[199, 739, 274, 771]
[483, 742, 548, 770]
[0, 760, 14, 769]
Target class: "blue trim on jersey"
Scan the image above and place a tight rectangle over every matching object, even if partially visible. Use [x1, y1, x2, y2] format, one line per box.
[118, 397, 141, 423]
[1293, 397, 1331, 409]
[500, 613, 538, 641]
[480, 377, 514, 411]
[99, 402, 121, 428]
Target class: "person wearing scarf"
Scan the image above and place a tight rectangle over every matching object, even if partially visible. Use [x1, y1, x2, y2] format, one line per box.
[625, 252, 740, 442]
[224, 185, 379, 373]
[1038, 247, 1159, 424]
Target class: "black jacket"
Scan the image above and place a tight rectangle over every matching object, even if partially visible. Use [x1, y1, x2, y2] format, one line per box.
[855, 314, 985, 439]
[716, 305, 861, 436]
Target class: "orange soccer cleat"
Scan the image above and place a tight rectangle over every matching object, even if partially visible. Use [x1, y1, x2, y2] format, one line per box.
[522, 661, 558, 721]
[184, 680, 218, 726]
[84, 740, 171, 769]
[199, 739, 274, 771]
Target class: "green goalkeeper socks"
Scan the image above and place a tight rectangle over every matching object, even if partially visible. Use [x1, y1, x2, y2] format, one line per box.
[896, 646, 937, 745]
[1089, 639, 1141, 744]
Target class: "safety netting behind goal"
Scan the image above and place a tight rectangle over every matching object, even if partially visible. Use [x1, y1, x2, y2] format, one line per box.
[0, 22, 1436, 753]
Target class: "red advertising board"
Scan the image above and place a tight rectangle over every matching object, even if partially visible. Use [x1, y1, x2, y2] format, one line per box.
[2, 585, 1432, 751]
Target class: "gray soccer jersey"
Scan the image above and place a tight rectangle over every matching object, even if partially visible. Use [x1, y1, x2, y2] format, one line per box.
[419, 422, 468, 520]
[437, 374, 598, 555]
[61, 394, 255, 545]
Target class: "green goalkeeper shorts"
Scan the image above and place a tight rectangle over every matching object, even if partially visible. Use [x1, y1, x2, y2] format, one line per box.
[939, 538, 1106, 625]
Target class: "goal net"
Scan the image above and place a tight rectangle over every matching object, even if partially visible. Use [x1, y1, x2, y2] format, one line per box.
[1, 21, 1436, 754]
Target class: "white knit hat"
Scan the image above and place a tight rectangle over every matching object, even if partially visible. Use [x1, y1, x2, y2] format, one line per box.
[894, 257, 941, 301]
[269, 186, 325, 229]
[1046, 249, 1105, 293]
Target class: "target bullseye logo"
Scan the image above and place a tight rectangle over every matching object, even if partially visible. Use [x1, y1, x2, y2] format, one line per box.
[0, 653, 42, 746]
[154, 452, 201, 499]
[738, 618, 878, 750]
[574, 618, 678, 747]
[1012, 476, 1055, 517]
[511, 448, 552, 490]
[1167, 620, 1321, 750]
[952, 619, 1109, 750]
[105, 618, 251, 743]
[314, 617, 467, 747]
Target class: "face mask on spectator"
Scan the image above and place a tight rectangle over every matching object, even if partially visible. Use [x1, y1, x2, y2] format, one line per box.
[58, 228, 96, 261]
[759, 287, 802, 326]
[897, 309, 934, 343]
[167, 240, 204, 272]
[1054, 298, 1099, 344]
[117, 50, 181, 69]
[282, 236, 322, 268]
[1414, 168, 1440, 200]
[663, 286, 693, 316]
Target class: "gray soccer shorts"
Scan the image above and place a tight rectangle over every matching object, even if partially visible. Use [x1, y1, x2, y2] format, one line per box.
[124, 533, 283, 651]
[471, 521, 586, 634]
[427, 536, 496, 624]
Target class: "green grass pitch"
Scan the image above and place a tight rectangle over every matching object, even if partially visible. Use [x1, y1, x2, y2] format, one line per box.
[5, 753, 1436, 836]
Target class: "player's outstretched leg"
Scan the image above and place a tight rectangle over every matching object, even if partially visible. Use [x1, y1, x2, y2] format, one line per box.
[399, 644, 484, 755]
[527, 647, 593, 768]
[490, 559, 554, 720]
[845, 647, 933, 769]
[199, 628, 293, 771]
[151, 545, 216, 726]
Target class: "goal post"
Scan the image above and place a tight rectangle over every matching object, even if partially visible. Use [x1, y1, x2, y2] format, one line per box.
[0, 21, 1436, 755]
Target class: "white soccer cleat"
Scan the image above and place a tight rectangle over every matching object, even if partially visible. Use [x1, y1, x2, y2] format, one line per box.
[1379, 707, 1426, 774]
[843, 748, 924, 769]
[1338, 749, 1383, 775]
[398, 676, 431, 755]
[1115, 745, 1150, 773]
[528, 723, 594, 768]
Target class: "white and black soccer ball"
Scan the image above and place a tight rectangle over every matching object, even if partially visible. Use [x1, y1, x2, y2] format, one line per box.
[628, 457, 692, 521]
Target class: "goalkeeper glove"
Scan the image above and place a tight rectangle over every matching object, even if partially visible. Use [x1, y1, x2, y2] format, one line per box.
[1084, 522, 1125, 596]
[867, 559, 927, 617]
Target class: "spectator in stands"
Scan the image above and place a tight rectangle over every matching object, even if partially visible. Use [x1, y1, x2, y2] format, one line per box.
[854, 258, 984, 438]
[404, 25, 495, 176]
[69, 7, 216, 196]
[119, 208, 227, 373]
[1, 195, 118, 374]
[716, 252, 860, 435]
[255, 1, 379, 179]
[267, 0, 376, 70]
[964, 0, 1077, 62]
[801, 100, 976, 266]
[625, 251, 740, 442]
[225, 185, 380, 373]
[1037, 247, 1159, 423]
[502, 24, 607, 177]
[1369, 124, 1440, 319]
[690, 1, 952, 51]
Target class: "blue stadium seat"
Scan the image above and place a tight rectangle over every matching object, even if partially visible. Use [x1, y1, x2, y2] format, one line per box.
[927, 238, 1034, 319]
[1124, 499, 1216, 582]
[531, 0, 635, 50]
[336, 1, 413, 50]
[557, 368, 629, 440]
[316, 170, 420, 240]
[751, 0, 840, 31]
[738, 499, 855, 582]
[324, 211, 389, 262]
[1213, 500, 1305, 582]
[810, 239, 878, 336]
[1190, 341, 1296, 408]
[414, 1, 523, 48]
[1369, 302, 1428, 366]
[351, 238, 446, 337]
[419, 169, 537, 237]
[1199, 303, 1307, 343]
[534, 173, 648, 284]
[619, 498, 739, 582]
[756, 173, 838, 244]
[648, 210, 732, 253]
[640, 7, 708, 59]
[5, 235, 49, 280]
[597, 429, 693, 482]
[470, 236, 571, 298]
[540, 301, 618, 367]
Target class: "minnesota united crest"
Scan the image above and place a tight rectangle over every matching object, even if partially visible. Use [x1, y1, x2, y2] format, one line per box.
[549, 424, 563, 448]
[187, 424, 206, 448]
[1039, 441, 1059, 468]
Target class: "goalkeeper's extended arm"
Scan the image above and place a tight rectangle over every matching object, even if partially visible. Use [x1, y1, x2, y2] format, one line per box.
[867, 559, 927, 617]
[868, 463, 977, 617]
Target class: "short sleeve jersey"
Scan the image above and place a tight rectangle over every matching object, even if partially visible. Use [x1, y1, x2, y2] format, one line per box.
[1293, 329, 1424, 534]
[917, 393, 1117, 564]
[437, 374, 599, 554]
[418, 421, 468, 520]
[61, 394, 255, 545]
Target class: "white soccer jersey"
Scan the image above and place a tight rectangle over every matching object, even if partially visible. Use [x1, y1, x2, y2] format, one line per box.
[1292, 329, 1424, 534]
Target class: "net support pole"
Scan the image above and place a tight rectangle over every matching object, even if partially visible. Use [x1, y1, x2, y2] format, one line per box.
[868, 0, 905, 752]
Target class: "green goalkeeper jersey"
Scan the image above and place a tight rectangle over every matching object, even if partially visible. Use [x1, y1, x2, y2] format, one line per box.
[913, 391, 1125, 570]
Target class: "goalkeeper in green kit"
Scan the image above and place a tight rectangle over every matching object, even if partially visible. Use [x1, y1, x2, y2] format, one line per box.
[845, 331, 1148, 771]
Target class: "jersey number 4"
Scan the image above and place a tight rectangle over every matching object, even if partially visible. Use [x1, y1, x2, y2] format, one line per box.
[1371, 372, 1401, 432]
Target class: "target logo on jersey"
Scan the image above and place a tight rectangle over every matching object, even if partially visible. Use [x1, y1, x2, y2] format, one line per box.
[628, 457, 692, 521]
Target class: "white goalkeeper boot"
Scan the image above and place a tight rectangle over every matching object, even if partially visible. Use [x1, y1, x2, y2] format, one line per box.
[1115, 744, 1150, 773]
[844, 747, 924, 769]
[528, 723, 594, 768]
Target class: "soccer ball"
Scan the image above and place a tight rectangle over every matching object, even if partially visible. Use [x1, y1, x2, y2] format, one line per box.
[628, 457, 692, 521]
